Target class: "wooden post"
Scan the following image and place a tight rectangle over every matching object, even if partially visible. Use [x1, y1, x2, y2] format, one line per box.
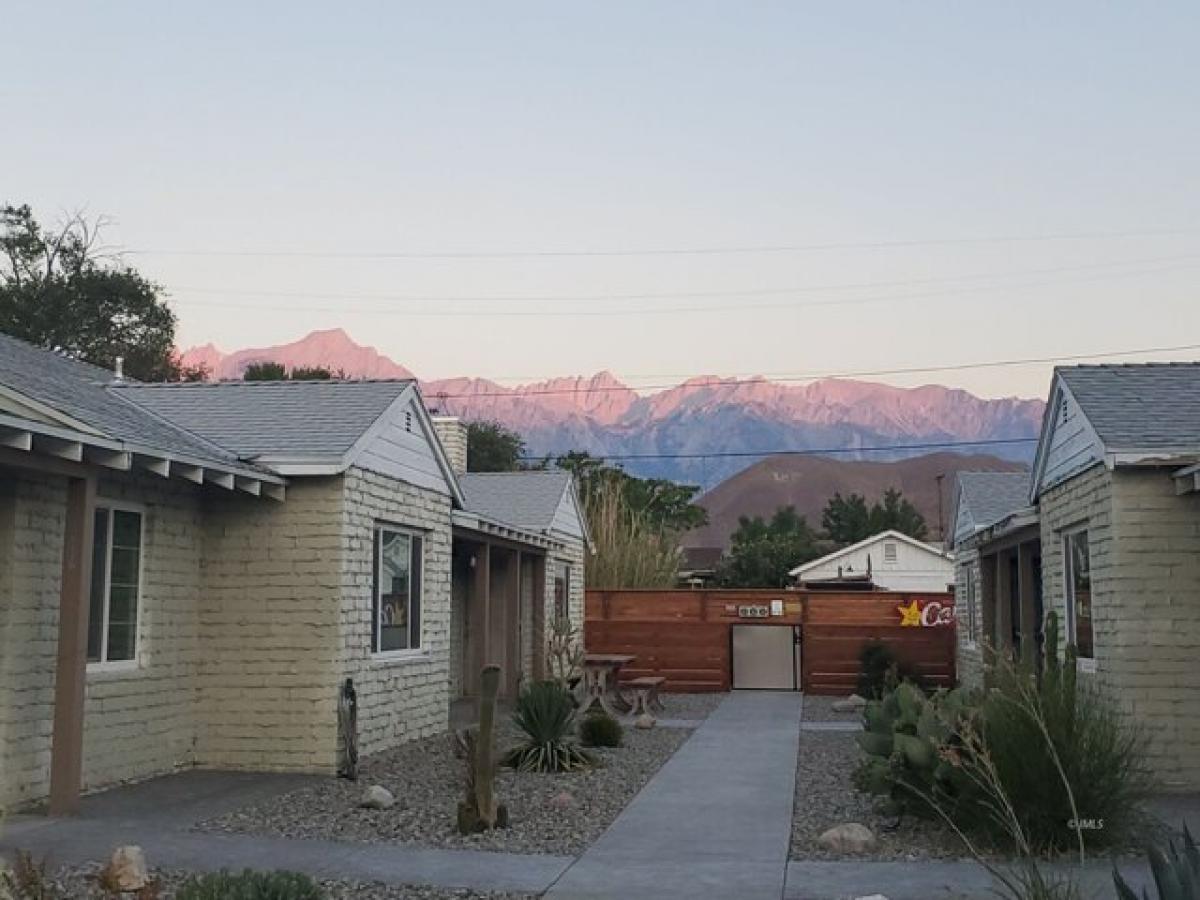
[996, 550, 1013, 657]
[505, 550, 522, 697]
[531, 555, 547, 679]
[979, 553, 997, 669]
[467, 542, 490, 697]
[49, 475, 96, 816]
[1018, 541, 1038, 667]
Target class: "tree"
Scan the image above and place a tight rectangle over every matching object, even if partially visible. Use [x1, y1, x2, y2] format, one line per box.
[0, 204, 201, 381]
[822, 492, 871, 544]
[466, 421, 526, 472]
[819, 488, 928, 544]
[717, 506, 819, 588]
[556, 451, 707, 533]
[289, 365, 334, 380]
[868, 488, 928, 540]
[243, 361, 287, 381]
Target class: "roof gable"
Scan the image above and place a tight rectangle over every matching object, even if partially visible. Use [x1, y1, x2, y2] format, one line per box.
[952, 470, 1032, 545]
[789, 530, 947, 577]
[1057, 363, 1200, 453]
[458, 470, 587, 543]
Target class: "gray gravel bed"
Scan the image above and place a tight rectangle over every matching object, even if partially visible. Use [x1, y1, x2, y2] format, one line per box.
[655, 692, 725, 720]
[48, 866, 535, 899]
[199, 720, 689, 857]
[790, 730, 964, 861]
[801, 695, 865, 722]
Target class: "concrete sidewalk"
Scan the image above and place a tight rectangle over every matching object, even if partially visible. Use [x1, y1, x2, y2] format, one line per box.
[547, 691, 804, 900]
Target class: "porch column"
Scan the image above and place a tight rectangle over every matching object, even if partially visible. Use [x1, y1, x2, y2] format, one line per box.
[1017, 541, 1039, 668]
[979, 553, 997, 668]
[49, 475, 96, 816]
[505, 551, 522, 697]
[467, 542, 490, 696]
[995, 550, 1013, 658]
[531, 556, 547, 679]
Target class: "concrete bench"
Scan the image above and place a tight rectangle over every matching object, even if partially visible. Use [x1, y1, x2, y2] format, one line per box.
[624, 676, 666, 718]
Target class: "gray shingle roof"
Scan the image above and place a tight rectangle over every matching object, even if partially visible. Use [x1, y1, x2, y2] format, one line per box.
[0, 331, 243, 464]
[113, 379, 413, 459]
[957, 471, 1031, 530]
[1058, 363, 1200, 450]
[459, 471, 573, 533]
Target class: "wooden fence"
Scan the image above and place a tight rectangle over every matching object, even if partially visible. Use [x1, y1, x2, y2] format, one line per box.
[585, 589, 956, 694]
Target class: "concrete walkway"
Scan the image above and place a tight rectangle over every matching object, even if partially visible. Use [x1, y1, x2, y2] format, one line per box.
[547, 691, 804, 900]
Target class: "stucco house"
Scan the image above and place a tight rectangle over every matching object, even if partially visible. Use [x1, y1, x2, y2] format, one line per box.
[789, 530, 953, 592]
[951, 363, 1200, 789]
[0, 332, 587, 814]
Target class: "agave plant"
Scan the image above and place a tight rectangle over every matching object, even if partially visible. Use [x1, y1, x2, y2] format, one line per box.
[1114, 823, 1200, 900]
[504, 680, 595, 773]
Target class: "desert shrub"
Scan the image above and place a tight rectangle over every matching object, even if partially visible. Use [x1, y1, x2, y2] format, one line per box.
[175, 870, 323, 900]
[580, 710, 623, 748]
[857, 641, 897, 699]
[583, 475, 680, 588]
[1114, 822, 1200, 900]
[1, 852, 58, 900]
[504, 680, 595, 772]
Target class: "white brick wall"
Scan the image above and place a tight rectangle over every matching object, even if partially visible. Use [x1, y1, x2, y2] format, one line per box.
[953, 548, 984, 690]
[338, 467, 454, 756]
[1040, 463, 1200, 789]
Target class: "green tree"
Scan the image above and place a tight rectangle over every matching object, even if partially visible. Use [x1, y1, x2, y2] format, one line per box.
[717, 506, 819, 588]
[289, 365, 334, 380]
[556, 452, 707, 533]
[868, 488, 928, 540]
[821, 492, 871, 544]
[467, 420, 526, 472]
[820, 488, 928, 544]
[243, 361, 287, 381]
[0, 204, 201, 381]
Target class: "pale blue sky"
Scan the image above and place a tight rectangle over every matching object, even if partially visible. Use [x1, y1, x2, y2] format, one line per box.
[5, 2, 1199, 398]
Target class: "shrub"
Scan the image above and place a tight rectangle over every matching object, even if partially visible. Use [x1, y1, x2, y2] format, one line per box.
[504, 680, 595, 772]
[1, 852, 58, 900]
[580, 711, 623, 748]
[857, 641, 897, 699]
[1114, 822, 1200, 900]
[174, 870, 324, 900]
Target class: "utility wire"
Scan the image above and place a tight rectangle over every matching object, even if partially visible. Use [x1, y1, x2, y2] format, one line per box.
[518, 437, 1039, 463]
[128, 226, 1200, 260]
[429, 342, 1200, 400]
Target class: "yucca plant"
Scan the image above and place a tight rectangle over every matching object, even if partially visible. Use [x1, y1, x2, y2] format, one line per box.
[504, 680, 595, 773]
[1114, 823, 1200, 900]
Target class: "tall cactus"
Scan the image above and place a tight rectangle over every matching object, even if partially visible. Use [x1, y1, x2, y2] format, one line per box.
[456, 664, 509, 833]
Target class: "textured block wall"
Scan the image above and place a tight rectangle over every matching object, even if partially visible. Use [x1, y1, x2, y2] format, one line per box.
[953, 548, 984, 690]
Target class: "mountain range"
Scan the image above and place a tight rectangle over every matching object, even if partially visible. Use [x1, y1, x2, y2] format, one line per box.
[179, 328, 1046, 485]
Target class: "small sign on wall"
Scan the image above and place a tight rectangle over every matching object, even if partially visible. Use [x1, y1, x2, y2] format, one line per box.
[770, 599, 784, 617]
[737, 604, 770, 619]
[898, 598, 955, 627]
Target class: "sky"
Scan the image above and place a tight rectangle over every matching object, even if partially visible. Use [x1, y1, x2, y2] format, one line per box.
[4, 2, 1199, 400]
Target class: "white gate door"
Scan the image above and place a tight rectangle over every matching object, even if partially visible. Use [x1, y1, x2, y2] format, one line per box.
[731, 625, 799, 690]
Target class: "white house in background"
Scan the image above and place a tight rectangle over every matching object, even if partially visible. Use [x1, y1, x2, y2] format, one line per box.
[789, 530, 953, 592]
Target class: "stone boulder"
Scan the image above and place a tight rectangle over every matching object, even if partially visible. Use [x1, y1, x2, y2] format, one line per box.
[634, 713, 656, 729]
[817, 822, 877, 854]
[106, 846, 149, 892]
[831, 694, 868, 713]
[359, 785, 396, 810]
[548, 790, 575, 811]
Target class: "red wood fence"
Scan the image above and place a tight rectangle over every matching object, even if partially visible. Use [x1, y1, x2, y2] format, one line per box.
[585, 589, 956, 695]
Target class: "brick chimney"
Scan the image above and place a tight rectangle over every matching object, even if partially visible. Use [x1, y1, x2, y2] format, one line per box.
[431, 415, 468, 475]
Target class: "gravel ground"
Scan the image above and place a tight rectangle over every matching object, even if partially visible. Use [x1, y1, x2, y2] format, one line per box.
[801, 695, 864, 723]
[657, 692, 725, 720]
[47, 866, 535, 899]
[790, 730, 963, 861]
[200, 720, 689, 856]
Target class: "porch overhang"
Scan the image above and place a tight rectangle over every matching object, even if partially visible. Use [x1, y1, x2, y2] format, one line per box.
[451, 510, 566, 552]
[1173, 462, 1200, 495]
[0, 412, 286, 500]
[962, 506, 1040, 554]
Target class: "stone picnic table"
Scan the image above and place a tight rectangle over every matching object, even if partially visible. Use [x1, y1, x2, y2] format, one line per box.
[579, 653, 636, 717]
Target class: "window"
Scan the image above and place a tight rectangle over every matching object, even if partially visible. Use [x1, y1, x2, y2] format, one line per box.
[373, 527, 423, 653]
[553, 562, 570, 627]
[883, 542, 898, 563]
[964, 564, 979, 646]
[87, 506, 143, 664]
[1063, 529, 1093, 660]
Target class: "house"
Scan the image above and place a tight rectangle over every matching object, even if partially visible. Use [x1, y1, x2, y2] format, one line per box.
[788, 530, 953, 592]
[677, 546, 722, 588]
[0, 332, 587, 814]
[947, 470, 1037, 689]
[951, 363, 1200, 789]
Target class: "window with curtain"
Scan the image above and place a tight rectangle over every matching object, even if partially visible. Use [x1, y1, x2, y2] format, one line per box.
[1064, 529, 1093, 659]
[374, 527, 423, 652]
[553, 562, 570, 627]
[87, 506, 142, 664]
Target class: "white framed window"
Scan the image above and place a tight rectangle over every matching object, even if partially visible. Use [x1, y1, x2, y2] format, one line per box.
[553, 562, 571, 628]
[1063, 527, 1094, 663]
[87, 504, 144, 666]
[964, 563, 979, 647]
[883, 542, 898, 563]
[373, 526, 424, 653]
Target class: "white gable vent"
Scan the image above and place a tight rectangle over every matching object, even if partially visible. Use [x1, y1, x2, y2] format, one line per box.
[405, 411, 413, 433]
[883, 542, 898, 563]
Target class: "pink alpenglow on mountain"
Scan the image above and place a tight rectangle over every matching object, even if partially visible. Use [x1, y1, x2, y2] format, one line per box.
[179, 328, 414, 381]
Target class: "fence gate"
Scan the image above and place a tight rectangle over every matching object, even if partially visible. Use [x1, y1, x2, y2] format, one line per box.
[731, 625, 800, 690]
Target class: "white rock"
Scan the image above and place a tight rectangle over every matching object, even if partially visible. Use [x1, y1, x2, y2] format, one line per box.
[854, 895, 890, 900]
[106, 845, 149, 892]
[359, 785, 396, 810]
[634, 713, 656, 729]
[831, 694, 869, 712]
[548, 790, 575, 811]
[817, 822, 877, 853]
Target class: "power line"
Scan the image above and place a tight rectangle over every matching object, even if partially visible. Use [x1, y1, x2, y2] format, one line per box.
[168, 252, 1200, 304]
[168, 260, 1199, 319]
[518, 437, 1039, 463]
[430, 342, 1200, 400]
[129, 226, 1200, 260]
